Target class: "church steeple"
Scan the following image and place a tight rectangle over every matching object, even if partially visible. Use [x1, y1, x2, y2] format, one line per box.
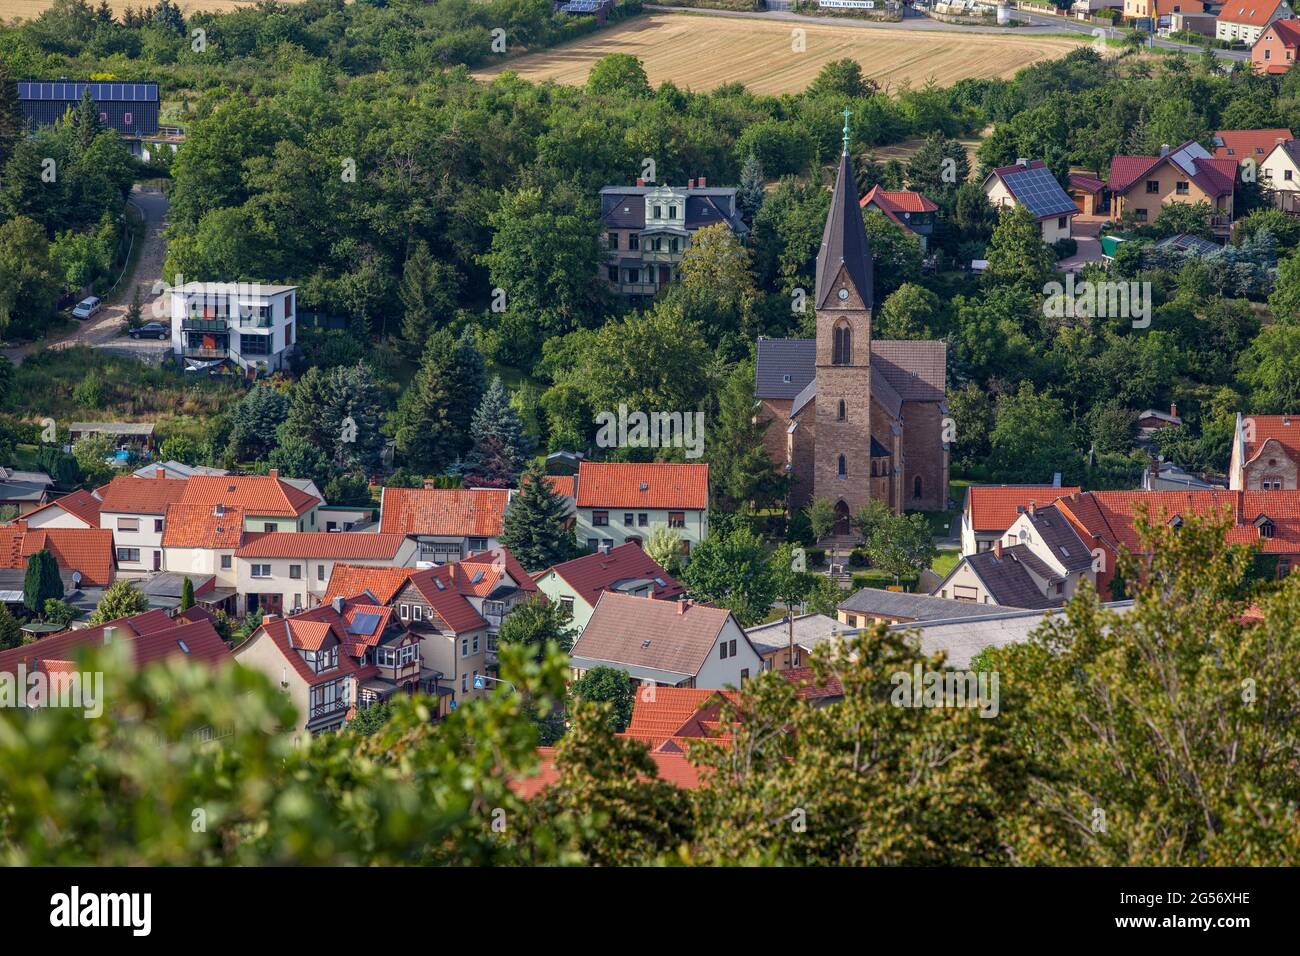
[814, 145, 873, 311]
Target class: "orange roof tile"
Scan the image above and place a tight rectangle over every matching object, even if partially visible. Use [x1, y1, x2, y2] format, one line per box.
[180, 474, 319, 517]
[406, 565, 488, 634]
[1242, 414, 1300, 466]
[575, 462, 709, 510]
[286, 619, 333, 651]
[1213, 128, 1293, 159]
[0, 523, 116, 586]
[20, 489, 101, 527]
[379, 487, 510, 536]
[1218, 0, 1290, 27]
[543, 541, 683, 607]
[160, 502, 245, 549]
[322, 564, 416, 606]
[965, 485, 1081, 533]
[235, 531, 408, 559]
[0, 610, 230, 675]
[97, 474, 189, 515]
[511, 745, 704, 799]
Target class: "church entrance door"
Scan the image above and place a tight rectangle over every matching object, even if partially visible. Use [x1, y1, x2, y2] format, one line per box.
[833, 500, 851, 536]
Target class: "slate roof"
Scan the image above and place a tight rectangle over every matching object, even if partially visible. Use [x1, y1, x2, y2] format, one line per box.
[1020, 504, 1094, 573]
[0, 468, 52, 504]
[838, 588, 1012, 621]
[541, 541, 683, 608]
[745, 612, 857, 656]
[953, 546, 1061, 610]
[755, 337, 945, 415]
[575, 462, 709, 511]
[815, 151, 873, 309]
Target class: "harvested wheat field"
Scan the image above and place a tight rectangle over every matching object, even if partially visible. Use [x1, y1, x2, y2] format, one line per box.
[475, 13, 1085, 93]
[0, 0, 269, 19]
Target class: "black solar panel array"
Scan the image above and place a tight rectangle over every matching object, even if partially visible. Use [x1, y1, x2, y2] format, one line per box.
[1005, 166, 1076, 219]
[18, 81, 159, 103]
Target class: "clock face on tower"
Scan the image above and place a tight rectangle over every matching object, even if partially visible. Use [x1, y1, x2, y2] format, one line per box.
[837, 288, 849, 301]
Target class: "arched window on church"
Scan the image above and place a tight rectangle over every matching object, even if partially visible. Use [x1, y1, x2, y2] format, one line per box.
[832, 321, 852, 366]
[837, 399, 846, 421]
[838, 454, 847, 478]
[913, 476, 923, 500]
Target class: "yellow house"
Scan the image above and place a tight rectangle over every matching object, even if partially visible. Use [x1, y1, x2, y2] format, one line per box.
[1107, 140, 1236, 236]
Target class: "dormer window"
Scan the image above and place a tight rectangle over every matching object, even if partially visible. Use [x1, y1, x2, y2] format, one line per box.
[1256, 516, 1276, 539]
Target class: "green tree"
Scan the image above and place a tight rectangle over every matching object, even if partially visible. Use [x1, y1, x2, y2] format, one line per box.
[393, 328, 469, 474]
[680, 525, 774, 627]
[878, 282, 941, 339]
[398, 240, 461, 348]
[990, 382, 1078, 483]
[23, 549, 64, 616]
[738, 153, 765, 222]
[806, 498, 836, 542]
[88, 578, 150, 625]
[985, 204, 1056, 290]
[496, 596, 576, 665]
[770, 542, 814, 667]
[1239, 323, 1300, 413]
[226, 384, 288, 462]
[0, 602, 23, 650]
[644, 525, 684, 577]
[864, 511, 937, 585]
[0, 216, 60, 339]
[708, 359, 784, 514]
[180, 576, 195, 612]
[463, 376, 529, 488]
[906, 132, 969, 198]
[500, 460, 579, 572]
[345, 700, 394, 736]
[0, 60, 20, 168]
[568, 666, 636, 733]
[585, 53, 651, 98]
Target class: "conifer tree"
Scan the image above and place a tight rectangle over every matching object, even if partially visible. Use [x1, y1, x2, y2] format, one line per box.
[23, 549, 63, 616]
[463, 376, 530, 487]
[500, 460, 578, 572]
[738, 154, 765, 221]
[393, 329, 462, 474]
[180, 576, 195, 611]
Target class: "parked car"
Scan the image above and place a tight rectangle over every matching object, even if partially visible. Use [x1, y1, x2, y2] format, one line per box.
[129, 322, 169, 340]
[71, 296, 102, 320]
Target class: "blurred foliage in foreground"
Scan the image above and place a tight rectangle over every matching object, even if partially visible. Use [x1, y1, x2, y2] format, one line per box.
[1, 511, 1298, 865]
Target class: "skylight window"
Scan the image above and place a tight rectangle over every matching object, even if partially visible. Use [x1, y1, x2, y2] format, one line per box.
[177, 639, 191, 654]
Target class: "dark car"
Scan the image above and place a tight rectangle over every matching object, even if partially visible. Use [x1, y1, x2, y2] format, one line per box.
[129, 322, 169, 340]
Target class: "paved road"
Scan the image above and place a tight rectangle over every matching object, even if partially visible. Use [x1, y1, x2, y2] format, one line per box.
[3, 184, 173, 366]
[645, 5, 1250, 61]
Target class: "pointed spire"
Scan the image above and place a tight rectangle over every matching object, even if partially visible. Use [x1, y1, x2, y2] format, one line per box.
[814, 150, 873, 310]
[841, 106, 852, 156]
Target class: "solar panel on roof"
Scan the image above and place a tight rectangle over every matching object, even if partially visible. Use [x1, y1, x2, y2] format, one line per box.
[347, 612, 382, 635]
[1006, 166, 1075, 219]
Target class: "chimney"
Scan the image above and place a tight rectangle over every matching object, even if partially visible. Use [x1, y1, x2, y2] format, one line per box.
[102, 625, 115, 644]
[1160, 144, 1170, 157]
[331, 595, 345, 615]
[423, 479, 436, 490]
[268, 468, 279, 480]
[698, 176, 706, 187]
[1015, 157, 1029, 167]
[263, 613, 277, 623]
[993, 540, 1003, 560]
[688, 178, 695, 188]
[677, 599, 689, 615]
[155, 467, 166, 480]
[1170, 402, 1178, 419]
[635, 178, 645, 186]
[11, 520, 26, 532]
[1028, 500, 1036, 517]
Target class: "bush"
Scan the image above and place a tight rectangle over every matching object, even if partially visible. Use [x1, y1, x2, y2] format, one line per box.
[1053, 237, 1078, 260]
[851, 571, 920, 592]
[805, 548, 826, 567]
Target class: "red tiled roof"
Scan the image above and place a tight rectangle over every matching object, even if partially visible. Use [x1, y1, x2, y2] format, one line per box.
[342, 603, 393, 649]
[626, 686, 738, 738]
[1262, 19, 1300, 50]
[1218, 0, 1289, 26]
[0, 610, 230, 675]
[542, 541, 683, 608]
[1109, 141, 1236, 198]
[1213, 128, 1293, 159]
[463, 547, 539, 596]
[407, 565, 489, 634]
[97, 474, 188, 515]
[859, 186, 938, 231]
[379, 487, 510, 536]
[1243, 414, 1300, 465]
[21, 489, 101, 527]
[235, 531, 409, 559]
[780, 667, 844, 701]
[160, 502, 245, 549]
[180, 474, 318, 517]
[965, 485, 1081, 533]
[323, 564, 416, 606]
[511, 745, 704, 799]
[543, 475, 577, 498]
[0, 523, 116, 586]
[1068, 172, 1105, 193]
[1054, 490, 1300, 555]
[244, 602, 368, 687]
[572, 593, 740, 679]
[1107, 154, 1165, 194]
[575, 462, 709, 510]
[286, 619, 333, 651]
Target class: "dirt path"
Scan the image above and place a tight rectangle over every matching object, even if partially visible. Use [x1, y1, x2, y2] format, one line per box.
[3, 184, 173, 366]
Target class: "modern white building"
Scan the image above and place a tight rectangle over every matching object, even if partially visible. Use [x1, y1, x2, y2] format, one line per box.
[171, 281, 299, 376]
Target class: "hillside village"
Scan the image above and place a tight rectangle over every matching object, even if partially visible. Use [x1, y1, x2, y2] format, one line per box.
[0, 0, 1299, 875]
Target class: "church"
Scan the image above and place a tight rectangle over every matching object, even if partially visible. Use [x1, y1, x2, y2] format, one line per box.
[754, 145, 949, 533]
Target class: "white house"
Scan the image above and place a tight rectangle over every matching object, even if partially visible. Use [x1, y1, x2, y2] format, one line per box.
[980, 159, 1078, 245]
[97, 471, 189, 575]
[574, 461, 710, 557]
[1260, 139, 1300, 213]
[171, 281, 298, 376]
[569, 592, 762, 689]
[533, 541, 684, 633]
[1216, 0, 1294, 43]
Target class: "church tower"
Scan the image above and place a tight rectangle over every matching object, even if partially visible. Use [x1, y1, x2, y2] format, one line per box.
[812, 114, 875, 530]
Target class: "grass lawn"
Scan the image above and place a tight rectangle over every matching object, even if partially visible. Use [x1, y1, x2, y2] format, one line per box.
[930, 550, 960, 579]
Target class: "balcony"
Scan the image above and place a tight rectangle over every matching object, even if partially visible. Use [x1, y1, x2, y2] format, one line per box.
[181, 317, 227, 332]
[308, 697, 348, 722]
[237, 314, 272, 329]
[183, 346, 227, 359]
[1210, 215, 1232, 236]
[641, 248, 681, 263]
[618, 282, 658, 295]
